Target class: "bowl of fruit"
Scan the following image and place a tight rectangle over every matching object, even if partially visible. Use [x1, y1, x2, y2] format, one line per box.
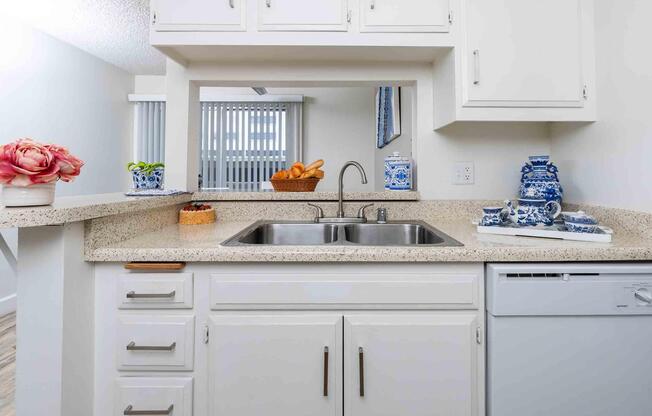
[270, 159, 325, 192]
[179, 203, 216, 225]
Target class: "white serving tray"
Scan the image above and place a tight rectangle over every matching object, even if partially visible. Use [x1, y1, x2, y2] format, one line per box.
[474, 222, 613, 243]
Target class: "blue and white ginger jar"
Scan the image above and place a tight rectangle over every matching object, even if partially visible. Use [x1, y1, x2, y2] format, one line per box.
[384, 152, 412, 191]
[519, 155, 563, 203]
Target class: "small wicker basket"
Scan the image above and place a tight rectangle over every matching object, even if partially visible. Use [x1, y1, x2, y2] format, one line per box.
[179, 207, 216, 225]
[270, 178, 321, 192]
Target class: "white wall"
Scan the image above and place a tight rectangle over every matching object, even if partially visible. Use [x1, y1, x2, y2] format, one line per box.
[550, 0, 652, 213]
[0, 19, 134, 198]
[135, 75, 166, 94]
[166, 60, 551, 198]
[0, 20, 134, 314]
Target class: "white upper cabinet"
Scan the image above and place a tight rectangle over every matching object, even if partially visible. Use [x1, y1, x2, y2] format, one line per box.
[151, 0, 246, 31]
[258, 0, 350, 31]
[344, 314, 481, 416]
[360, 0, 451, 33]
[465, 0, 585, 107]
[208, 314, 343, 416]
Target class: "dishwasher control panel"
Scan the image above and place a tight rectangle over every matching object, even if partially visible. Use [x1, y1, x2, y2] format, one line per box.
[619, 284, 652, 309]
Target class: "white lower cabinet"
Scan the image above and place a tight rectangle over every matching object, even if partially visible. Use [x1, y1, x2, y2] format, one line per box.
[206, 313, 482, 416]
[96, 263, 484, 416]
[208, 314, 343, 416]
[115, 377, 193, 416]
[344, 314, 480, 416]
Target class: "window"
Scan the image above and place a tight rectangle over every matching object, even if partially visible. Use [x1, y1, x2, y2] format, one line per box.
[199, 101, 302, 191]
[132, 100, 166, 163]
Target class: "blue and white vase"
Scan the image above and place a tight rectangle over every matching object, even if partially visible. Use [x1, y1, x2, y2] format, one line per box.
[519, 155, 563, 203]
[384, 152, 412, 191]
[131, 168, 164, 190]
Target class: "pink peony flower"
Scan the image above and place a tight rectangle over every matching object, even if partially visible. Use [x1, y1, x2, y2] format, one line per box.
[46, 144, 84, 182]
[0, 138, 83, 186]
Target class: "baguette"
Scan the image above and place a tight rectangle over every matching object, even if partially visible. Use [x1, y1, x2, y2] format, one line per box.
[314, 169, 325, 179]
[304, 159, 324, 172]
[300, 168, 317, 179]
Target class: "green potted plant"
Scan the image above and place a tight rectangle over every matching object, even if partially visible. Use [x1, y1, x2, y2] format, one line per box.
[127, 161, 165, 190]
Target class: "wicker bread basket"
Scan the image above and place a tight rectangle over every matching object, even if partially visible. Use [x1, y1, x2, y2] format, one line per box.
[270, 178, 321, 192]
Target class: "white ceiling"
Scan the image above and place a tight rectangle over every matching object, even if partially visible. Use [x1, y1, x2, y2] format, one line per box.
[3, 0, 166, 75]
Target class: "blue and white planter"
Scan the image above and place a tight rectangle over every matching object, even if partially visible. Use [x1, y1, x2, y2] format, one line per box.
[384, 152, 412, 191]
[519, 155, 563, 203]
[131, 168, 164, 190]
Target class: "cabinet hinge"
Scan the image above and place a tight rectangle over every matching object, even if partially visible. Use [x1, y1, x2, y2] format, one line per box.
[152, 12, 157, 25]
[448, 11, 453, 24]
[347, 10, 352, 23]
[583, 84, 588, 100]
[203, 325, 209, 344]
[476, 327, 483, 345]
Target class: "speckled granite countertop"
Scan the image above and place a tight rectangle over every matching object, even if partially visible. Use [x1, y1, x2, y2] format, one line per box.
[0, 191, 418, 228]
[86, 219, 652, 263]
[0, 193, 192, 228]
[193, 191, 420, 201]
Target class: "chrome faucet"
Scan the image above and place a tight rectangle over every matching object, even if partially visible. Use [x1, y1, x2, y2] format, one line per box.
[337, 161, 368, 218]
[306, 161, 370, 224]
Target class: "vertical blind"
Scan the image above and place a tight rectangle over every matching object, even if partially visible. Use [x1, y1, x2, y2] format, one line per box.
[134, 101, 166, 163]
[199, 102, 302, 191]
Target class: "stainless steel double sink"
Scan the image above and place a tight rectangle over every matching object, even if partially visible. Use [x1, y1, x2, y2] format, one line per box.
[222, 221, 463, 247]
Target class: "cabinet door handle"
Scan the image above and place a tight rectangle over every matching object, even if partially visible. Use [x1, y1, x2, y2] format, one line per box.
[266, 0, 271, 7]
[229, 0, 235, 8]
[126, 290, 176, 299]
[358, 347, 365, 397]
[323, 346, 329, 397]
[123, 404, 173, 415]
[370, 0, 375, 10]
[473, 50, 480, 85]
[126, 341, 176, 352]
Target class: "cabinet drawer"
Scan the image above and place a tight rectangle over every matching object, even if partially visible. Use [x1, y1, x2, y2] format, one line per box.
[117, 273, 193, 309]
[116, 377, 193, 416]
[210, 273, 479, 309]
[117, 315, 194, 371]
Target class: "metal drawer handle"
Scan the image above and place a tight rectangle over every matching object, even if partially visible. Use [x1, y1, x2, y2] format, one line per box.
[266, 0, 271, 7]
[323, 346, 329, 397]
[124, 404, 173, 415]
[358, 347, 365, 397]
[370, 0, 375, 10]
[126, 341, 176, 352]
[126, 290, 176, 299]
[229, 0, 235, 8]
[473, 49, 480, 85]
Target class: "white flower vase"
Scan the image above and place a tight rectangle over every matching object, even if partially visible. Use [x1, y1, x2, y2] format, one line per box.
[1, 183, 56, 207]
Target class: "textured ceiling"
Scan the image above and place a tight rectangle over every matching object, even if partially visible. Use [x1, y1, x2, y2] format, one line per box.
[3, 0, 166, 75]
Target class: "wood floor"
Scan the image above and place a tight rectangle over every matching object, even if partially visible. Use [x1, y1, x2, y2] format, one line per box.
[0, 313, 15, 416]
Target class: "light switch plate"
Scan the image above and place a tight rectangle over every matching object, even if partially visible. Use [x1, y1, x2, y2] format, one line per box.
[453, 162, 474, 185]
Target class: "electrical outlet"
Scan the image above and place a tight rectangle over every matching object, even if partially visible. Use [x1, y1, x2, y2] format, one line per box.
[453, 162, 475, 185]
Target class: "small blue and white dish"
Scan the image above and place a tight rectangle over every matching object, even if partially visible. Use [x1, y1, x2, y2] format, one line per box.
[561, 211, 598, 225]
[564, 222, 598, 233]
[481, 207, 507, 226]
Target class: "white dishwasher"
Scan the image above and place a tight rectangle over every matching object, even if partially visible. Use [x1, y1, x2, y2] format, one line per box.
[486, 263, 652, 416]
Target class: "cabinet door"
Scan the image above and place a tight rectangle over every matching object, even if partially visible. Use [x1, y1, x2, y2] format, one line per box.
[465, 0, 585, 107]
[208, 314, 343, 416]
[152, 0, 246, 32]
[360, 0, 450, 33]
[345, 314, 481, 416]
[258, 0, 349, 32]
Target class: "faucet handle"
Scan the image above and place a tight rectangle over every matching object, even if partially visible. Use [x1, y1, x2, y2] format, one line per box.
[357, 203, 374, 220]
[307, 203, 324, 222]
